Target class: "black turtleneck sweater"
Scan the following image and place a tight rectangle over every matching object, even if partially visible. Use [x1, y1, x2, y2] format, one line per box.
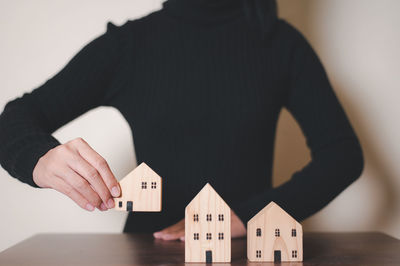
[0, 0, 363, 232]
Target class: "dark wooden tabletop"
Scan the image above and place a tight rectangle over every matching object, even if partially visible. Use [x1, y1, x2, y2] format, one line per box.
[0, 232, 399, 265]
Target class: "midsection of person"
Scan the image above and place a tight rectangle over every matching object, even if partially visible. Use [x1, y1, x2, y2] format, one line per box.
[0, 0, 363, 241]
[112, 16, 287, 231]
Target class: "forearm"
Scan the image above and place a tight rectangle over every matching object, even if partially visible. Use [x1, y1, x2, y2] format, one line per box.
[0, 22, 130, 187]
[233, 137, 364, 224]
[0, 99, 60, 187]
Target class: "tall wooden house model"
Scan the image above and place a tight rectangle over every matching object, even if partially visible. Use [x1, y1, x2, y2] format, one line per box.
[114, 162, 162, 212]
[185, 183, 231, 263]
[247, 201, 303, 262]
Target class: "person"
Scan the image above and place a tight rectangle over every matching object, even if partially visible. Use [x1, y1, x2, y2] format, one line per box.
[0, 0, 363, 241]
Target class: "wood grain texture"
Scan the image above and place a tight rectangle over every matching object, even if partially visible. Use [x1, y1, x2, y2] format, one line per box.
[247, 201, 303, 262]
[1, 233, 399, 265]
[113, 162, 162, 212]
[185, 183, 231, 263]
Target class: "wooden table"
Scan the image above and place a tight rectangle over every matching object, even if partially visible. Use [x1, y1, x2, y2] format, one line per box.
[0, 232, 399, 265]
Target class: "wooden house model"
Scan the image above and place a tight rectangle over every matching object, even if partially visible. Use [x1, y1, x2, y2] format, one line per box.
[247, 201, 302, 262]
[185, 183, 231, 263]
[114, 162, 162, 212]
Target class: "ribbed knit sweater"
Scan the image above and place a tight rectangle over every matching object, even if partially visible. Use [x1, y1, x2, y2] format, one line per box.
[0, 0, 363, 232]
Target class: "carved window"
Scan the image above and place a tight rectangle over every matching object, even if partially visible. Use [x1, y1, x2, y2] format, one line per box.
[218, 232, 224, 240]
[141, 182, 147, 189]
[118, 201, 122, 208]
[292, 250, 297, 258]
[218, 214, 224, 221]
[292, 229, 297, 237]
[193, 214, 199, 222]
[193, 233, 199, 240]
[206, 214, 212, 221]
[256, 250, 261, 258]
[275, 229, 280, 237]
[256, 228, 261, 237]
[206, 233, 212, 240]
[151, 182, 156, 189]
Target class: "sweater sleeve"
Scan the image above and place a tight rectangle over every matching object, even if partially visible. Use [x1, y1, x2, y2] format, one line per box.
[0, 22, 130, 187]
[232, 25, 364, 224]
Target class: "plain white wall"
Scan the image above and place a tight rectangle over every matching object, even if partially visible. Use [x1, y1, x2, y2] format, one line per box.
[0, 0, 399, 252]
[275, 0, 400, 239]
[0, 0, 163, 252]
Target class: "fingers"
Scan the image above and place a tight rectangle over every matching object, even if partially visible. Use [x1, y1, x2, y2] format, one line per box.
[51, 176, 104, 212]
[61, 166, 104, 209]
[74, 138, 120, 198]
[153, 226, 176, 238]
[68, 154, 115, 209]
[154, 220, 185, 241]
[33, 137, 118, 212]
[154, 229, 185, 241]
[161, 231, 184, 241]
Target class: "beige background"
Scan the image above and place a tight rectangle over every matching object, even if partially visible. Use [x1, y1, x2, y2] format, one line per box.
[0, 0, 399, 252]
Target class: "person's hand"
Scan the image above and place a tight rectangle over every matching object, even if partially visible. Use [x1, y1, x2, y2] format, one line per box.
[153, 210, 247, 241]
[33, 137, 120, 212]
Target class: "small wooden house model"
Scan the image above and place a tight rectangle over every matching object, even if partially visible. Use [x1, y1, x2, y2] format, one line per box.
[247, 201, 302, 262]
[114, 162, 162, 212]
[185, 183, 231, 263]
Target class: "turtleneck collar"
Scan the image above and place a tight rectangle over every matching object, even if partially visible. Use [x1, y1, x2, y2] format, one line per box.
[163, 0, 244, 24]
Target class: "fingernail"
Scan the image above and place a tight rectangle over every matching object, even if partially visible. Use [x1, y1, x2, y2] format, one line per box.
[111, 186, 120, 197]
[153, 232, 162, 238]
[100, 203, 107, 211]
[107, 198, 115, 209]
[86, 203, 95, 211]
